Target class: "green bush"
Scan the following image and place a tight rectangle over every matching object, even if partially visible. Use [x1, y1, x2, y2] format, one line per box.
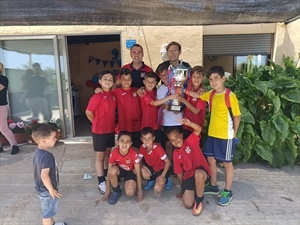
[225, 56, 300, 168]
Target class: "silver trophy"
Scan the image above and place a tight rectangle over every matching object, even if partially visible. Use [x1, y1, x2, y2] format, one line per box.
[169, 62, 189, 112]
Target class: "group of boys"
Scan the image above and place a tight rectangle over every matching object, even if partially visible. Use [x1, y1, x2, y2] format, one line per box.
[32, 41, 241, 224]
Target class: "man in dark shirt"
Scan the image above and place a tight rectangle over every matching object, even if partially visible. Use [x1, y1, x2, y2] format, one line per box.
[156, 41, 191, 72]
[121, 44, 154, 88]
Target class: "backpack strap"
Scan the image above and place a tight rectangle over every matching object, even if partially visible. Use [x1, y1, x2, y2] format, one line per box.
[224, 88, 231, 108]
[208, 89, 216, 111]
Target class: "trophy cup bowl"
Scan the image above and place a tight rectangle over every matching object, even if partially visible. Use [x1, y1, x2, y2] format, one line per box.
[169, 66, 189, 112]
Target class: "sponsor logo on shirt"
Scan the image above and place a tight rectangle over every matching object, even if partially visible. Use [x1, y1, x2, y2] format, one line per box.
[192, 98, 197, 101]
[185, 146, 191, 154]
[120, 164, 130, 171]
[122, 93, 126, 96]
[141, 72, 145, 78]
[133, 92, 137, 97]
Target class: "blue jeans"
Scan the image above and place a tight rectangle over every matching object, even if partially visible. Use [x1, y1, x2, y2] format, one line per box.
[38, 191, 58, 218]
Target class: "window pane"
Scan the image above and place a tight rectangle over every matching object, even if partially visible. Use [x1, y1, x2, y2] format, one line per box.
[234, 54, 270, 74]
[0, 39, 60, 130]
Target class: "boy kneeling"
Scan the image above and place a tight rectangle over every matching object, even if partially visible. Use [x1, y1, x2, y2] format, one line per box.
[139, 127, 172, 192]
[166, 118, 211, 216]
[102, 131, 143, 205]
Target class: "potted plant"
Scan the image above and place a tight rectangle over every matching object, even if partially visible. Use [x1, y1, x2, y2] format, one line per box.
[0, 118, 28, 145]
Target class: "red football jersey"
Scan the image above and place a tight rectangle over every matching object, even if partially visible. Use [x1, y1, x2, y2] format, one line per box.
[139, 143, 167, 172]
[113, 87, 142, 132]
[86, 91, 116, 134]
[109, 147, 139, 171]
[173, 132, 211, 181]
[140, 89, 159, 130]
[183, 90, 206, 131]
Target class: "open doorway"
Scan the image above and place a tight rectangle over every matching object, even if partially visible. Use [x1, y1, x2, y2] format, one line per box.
[66, 34, 121, 136]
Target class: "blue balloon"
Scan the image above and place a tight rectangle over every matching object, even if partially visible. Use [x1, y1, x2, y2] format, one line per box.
[92, 75, 99, 83]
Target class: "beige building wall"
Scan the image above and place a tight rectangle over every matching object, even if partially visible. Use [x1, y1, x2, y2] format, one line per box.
[0, 25, 203, 69]
[1, 22, 298, 72]
[273, 19, 300, 66]
[1, 22, 298, 67]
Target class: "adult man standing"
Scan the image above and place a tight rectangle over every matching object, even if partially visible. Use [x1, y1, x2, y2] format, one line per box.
[121, 44, 154, 88]
[156, 41, 191, 72]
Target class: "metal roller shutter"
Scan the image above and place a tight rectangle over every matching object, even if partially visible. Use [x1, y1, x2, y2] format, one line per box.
[203, 34, 273, 56]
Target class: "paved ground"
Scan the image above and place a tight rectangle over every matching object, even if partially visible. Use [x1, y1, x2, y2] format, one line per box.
[0, 138, 299, 225]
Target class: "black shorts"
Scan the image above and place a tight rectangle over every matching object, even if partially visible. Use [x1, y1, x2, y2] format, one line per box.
[163, 125, 183, 142]
[154, 129, 162, 145]
[130, 131, 142, 149]
[118, 166, 137, 182]
[92, 132, 115, 152]
[181, 168, 209, 194]
[144, 163, 171, 181]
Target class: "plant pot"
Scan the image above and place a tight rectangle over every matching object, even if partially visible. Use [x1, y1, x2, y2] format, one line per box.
[0, 132, 28, 146]
[14, 132, 28, 144]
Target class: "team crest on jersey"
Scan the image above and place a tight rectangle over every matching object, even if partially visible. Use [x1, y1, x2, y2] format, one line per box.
[113, 96, 116, 101]
[192, 98, 197, 101]
[133, 92, 137, 97]
[141, 72, 145, 78]
[185, 146, 191, 154]
[126, 159, 131, 164]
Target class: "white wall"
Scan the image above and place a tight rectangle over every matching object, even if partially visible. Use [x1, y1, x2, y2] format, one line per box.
[273, 19, 300, 66]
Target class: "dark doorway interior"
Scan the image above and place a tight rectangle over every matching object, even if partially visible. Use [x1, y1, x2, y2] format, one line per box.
[66, 34, 121, 136]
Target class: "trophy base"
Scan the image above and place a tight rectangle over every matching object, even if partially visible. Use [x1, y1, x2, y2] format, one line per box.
[169, 105, 182, 112]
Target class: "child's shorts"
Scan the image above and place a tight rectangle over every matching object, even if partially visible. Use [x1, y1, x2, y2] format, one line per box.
[38, 191, 58, 218]
[143, 163, 171, 181]
[204, 136, 236, 162]
[118, 166, 137, 182]
[92, 132, 115, 152]
[181, 168, 208, 194]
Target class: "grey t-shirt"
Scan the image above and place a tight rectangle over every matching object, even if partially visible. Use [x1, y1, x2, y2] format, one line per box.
[33, 149, 59, 193]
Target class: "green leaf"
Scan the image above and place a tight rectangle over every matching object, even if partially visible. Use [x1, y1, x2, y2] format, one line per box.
[272, 78, 299, 89]
[253, 137, 273, 163]
[285, 134, 298, 159]
[281, 90, 300, 103]
[291, 104, 300, 120]
[272, 116, 289, 141]
[266, 89, 281, 113]
[236, 121, 244, 139]
[293, 117, 300, 138]
[260, 121, 276, 146]
[253, 80, 269, 95]
[240, 106, 255, 124]
[270, 147, 285, 168]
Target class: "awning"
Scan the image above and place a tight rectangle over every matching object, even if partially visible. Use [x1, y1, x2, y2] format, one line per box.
[0, 0, 299, 26]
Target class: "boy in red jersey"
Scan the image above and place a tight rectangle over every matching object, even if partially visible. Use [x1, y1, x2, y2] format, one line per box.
[139, 72, 178, 144]
[139, 127, 172, 192]
[102, 131, 143, 205]
[178, 66, 206, 139]
[86, 71, 116, 195]
[113, 68, 142, 149]
[166, 118, 211, 216]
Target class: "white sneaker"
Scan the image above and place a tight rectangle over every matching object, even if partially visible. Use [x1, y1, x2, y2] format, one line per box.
[98, 181, 106, 194]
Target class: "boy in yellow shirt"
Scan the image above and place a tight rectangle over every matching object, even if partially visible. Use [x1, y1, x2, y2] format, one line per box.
[186, 66, 241, 206]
